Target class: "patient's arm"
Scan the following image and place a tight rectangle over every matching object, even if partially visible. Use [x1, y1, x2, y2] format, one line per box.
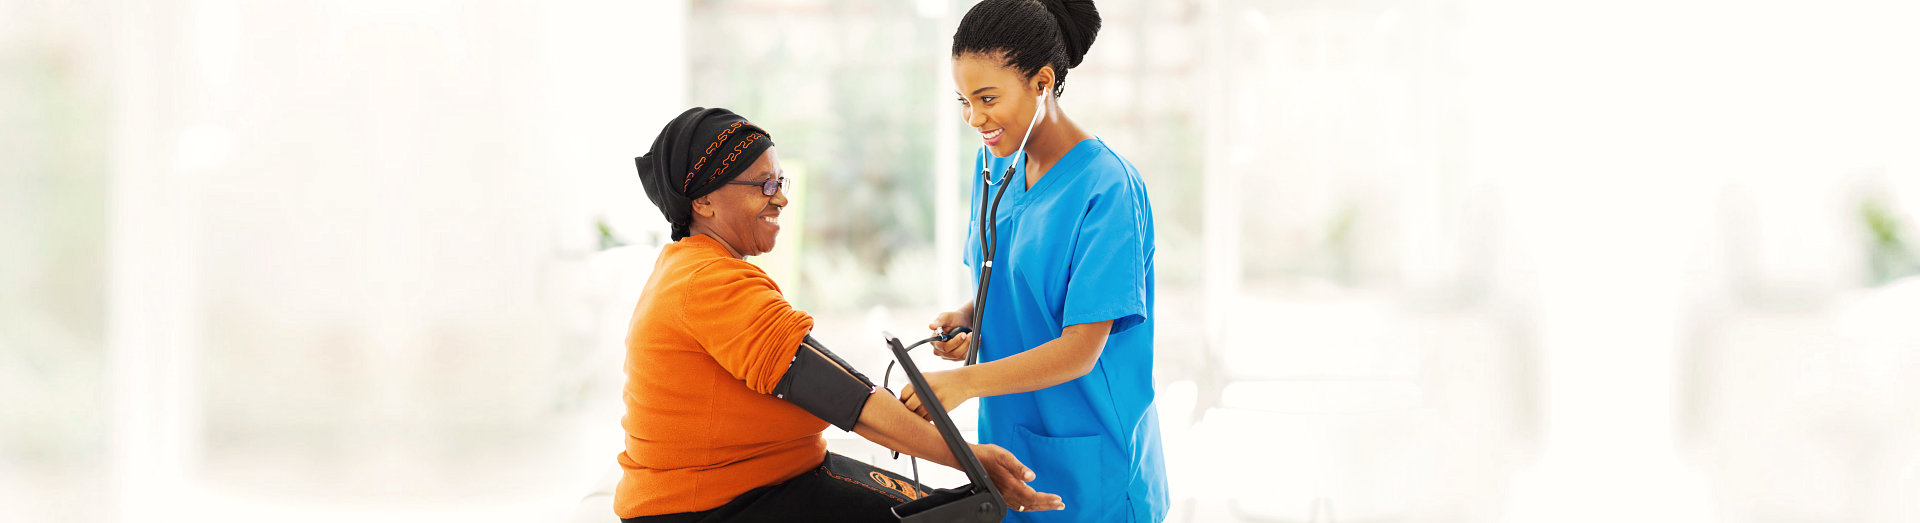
[852, 389, 1063, 511]
[769, 335, 1062, 510]
[769, 336, 875, 431]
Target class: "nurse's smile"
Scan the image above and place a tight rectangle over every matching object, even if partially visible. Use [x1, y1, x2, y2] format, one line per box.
[981, 128, 1004, 146]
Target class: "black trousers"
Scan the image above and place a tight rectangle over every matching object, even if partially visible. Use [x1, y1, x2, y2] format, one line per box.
[623, 453, 929, 523]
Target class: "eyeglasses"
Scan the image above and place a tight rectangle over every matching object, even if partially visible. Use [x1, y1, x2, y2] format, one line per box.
[725, 176, 790, 197]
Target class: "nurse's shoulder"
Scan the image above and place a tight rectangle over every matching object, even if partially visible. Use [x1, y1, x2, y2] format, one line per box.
[1076, 138, 1148, 202]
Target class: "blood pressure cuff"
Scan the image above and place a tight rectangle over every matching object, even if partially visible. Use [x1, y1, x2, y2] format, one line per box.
[772, 335, 876, 432]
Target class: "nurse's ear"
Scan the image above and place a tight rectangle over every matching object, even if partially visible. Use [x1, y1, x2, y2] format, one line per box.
[1030, 65, 1056, 99]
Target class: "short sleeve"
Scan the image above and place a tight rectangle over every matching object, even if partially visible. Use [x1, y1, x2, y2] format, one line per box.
[1062, 179, 1150, 333]
[680, 260, 816, 394]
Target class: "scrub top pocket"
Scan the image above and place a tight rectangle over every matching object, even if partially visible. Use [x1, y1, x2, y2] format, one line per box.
[1012, 424, 1115, 523]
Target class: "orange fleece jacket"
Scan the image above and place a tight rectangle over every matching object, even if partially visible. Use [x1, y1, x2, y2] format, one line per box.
[615, 235, 825, 518]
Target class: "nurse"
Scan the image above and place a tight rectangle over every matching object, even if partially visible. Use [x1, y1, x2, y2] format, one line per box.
[899, 0, 1169, 521]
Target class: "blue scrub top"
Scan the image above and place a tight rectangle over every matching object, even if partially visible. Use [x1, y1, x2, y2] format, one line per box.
[965, 137, 1168, 523]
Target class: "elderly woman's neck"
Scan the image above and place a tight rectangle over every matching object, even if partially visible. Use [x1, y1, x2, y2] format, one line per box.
[689, 226, 745, 259]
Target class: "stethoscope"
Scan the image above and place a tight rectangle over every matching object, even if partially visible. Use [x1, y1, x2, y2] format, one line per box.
[881, 90, 1049, 483]
[962, 90, 1047, 365]
[884, 89, 1046, 381]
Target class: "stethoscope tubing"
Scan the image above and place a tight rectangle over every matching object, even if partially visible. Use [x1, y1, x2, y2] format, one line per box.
[964, 94, 1045, 366]
[967, 156, 1017, 366]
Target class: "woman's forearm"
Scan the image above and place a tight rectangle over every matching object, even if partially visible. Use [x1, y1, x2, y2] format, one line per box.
[955, 320, 1112, 399]
[853, 390, 960, 469]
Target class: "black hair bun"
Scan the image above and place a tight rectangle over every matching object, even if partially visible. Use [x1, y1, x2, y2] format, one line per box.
[1041, 0, 1101, 68]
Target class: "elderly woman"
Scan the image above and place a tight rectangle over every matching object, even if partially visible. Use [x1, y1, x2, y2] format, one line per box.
[617, 107, 1063, 522]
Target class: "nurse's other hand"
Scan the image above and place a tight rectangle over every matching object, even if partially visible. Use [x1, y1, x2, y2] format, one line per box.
[972, 444, 1066, 512]
[899, 369, 972, 421]
[929, 332, 970, 361]
[928, 311, 972, 361]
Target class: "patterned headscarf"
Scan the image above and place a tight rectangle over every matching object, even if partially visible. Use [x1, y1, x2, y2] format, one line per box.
[634, 107, 774, 240]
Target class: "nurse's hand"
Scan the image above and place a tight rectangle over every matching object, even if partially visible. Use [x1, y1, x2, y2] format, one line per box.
[899, 369, 973, 421]
[972, 443, 1066, 512]
[928, 309, 973, 361]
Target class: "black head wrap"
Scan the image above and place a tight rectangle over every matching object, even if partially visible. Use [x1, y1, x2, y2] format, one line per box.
[634, 107, 775, 240]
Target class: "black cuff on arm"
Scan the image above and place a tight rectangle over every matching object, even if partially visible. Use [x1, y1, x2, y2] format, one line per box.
[772, 335, 876, 431]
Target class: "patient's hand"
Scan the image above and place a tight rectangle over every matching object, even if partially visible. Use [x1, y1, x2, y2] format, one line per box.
[973, 443, 1066, 512]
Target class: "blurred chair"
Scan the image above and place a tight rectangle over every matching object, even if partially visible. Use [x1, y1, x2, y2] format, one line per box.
[566, 468, 620, 523]
[1185, 292, 1431, 523]
[1688, 276, 1920, 523]
[1175, 285, 1527, 523]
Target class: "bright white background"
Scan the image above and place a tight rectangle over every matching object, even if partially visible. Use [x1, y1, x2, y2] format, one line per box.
[3, 1, 1918, 522]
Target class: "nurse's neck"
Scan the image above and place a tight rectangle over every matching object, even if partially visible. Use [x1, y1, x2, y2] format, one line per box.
[1021, 105, 1092, 190]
